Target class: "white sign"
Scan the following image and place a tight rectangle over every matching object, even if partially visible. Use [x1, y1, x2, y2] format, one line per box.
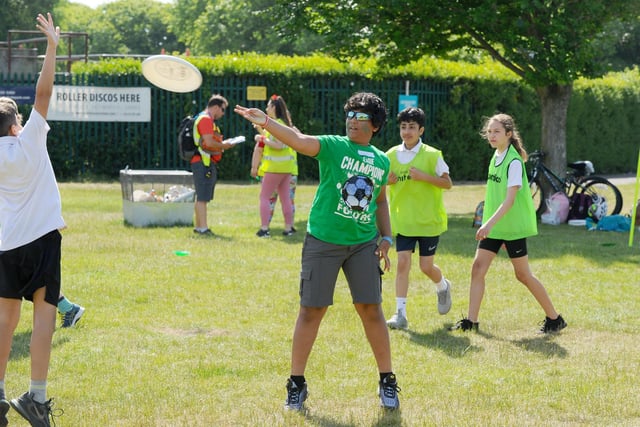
[48, 86, 151, 122]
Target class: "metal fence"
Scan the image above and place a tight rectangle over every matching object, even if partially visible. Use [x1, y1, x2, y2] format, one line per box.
[1, 72, 451, 180]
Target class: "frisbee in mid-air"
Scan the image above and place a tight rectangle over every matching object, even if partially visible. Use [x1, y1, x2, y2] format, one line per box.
[141, 55, 202, 93]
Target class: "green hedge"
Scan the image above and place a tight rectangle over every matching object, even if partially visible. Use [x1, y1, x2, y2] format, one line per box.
[568, 68, 640, 174]
[21, 55, 640, 181]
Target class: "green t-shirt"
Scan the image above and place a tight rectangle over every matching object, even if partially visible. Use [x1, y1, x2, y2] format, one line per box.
[387, 143, 447, 237]
[484, 145, 537, 240]
[309, 135, 390, 245]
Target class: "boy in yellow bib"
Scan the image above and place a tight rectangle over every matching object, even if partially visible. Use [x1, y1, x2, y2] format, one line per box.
[386, 107, 453, 330]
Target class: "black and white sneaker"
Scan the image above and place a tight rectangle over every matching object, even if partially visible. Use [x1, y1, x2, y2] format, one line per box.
[378, 373, 400, 410]
[193, 228, 214, 237]
[256, 229, 271, 238]
[284, 378, 308, 411]
[449, 317, 479, 332]
[540, 315, 567, 333]
[10, 392, 61, 427]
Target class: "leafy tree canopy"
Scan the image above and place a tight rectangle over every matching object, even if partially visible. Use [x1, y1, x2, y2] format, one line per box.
[0, 0, 56, 37]
[272, 0, 640, 87]
[170, 0, 324, 56]
[271, 0, 640, 174]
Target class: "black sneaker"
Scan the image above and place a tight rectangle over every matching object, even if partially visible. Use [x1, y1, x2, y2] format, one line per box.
[284, 378, 308, 411]
[449, 318, 479, 332]
[0, 398, 9, 427]
[540, 315, 567, 333]
[10, 392, 59, 427]
[256, 229, 270, 238]
[193, 228, 214, 237]
[378, 373, 400, 410]
[282, 229, 294, 236]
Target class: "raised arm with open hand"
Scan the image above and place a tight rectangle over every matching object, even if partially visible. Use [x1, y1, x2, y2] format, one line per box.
[34, 13, 60, 118]
[234, 105, 320, 157]
[36, 13, 60, 46]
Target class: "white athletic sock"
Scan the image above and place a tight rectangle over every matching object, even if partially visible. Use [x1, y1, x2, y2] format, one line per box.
[435, 277, 448, 292]
[29, 380, 46, 403]
[395, 297, 407, 316]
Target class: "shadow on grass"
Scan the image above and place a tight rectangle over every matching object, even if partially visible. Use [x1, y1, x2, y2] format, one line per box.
[189, 231, 233, 241]
[510, 335, 568, 358]
[406, 327, 483, 358]
[266, 220, 308, 245]
[372, 408, 403, 427]
[442, 216, 639, 266]
[405, 325, 568, 358]
[301, 407, 403, 427]
[302, 412, 357, 427]
[10, 330, 70, 361]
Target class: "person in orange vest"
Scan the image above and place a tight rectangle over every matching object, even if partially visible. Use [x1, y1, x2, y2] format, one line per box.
[191, 94, 237, 236]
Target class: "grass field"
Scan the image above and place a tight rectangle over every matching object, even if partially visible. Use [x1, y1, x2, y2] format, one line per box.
[5, 179, 640, 426]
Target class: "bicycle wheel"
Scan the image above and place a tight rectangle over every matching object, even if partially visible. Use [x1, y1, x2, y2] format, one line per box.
[529, 177, 547, 217]
[577, 176, 623, 216]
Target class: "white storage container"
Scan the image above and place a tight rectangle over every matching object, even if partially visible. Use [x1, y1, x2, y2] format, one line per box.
[119, 169, 195, 227]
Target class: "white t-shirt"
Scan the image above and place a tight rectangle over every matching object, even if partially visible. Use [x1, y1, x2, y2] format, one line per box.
[494, 148, 523, 188]
[395, 140, 450, 176]
[0, 109, 65, 250]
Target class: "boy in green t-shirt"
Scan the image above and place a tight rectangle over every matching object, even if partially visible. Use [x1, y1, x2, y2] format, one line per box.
[385, 107, 453, 330]
[235, 93, 400, 412]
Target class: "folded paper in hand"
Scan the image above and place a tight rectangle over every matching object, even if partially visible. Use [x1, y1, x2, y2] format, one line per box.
[224, 136, 245, 145]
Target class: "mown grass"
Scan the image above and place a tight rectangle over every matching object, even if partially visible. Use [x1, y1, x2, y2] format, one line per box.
[5, 180, 640, 426]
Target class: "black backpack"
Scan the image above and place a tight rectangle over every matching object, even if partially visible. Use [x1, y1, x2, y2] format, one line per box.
[177, 115, 198, 161]
[568, 193, 593, 220]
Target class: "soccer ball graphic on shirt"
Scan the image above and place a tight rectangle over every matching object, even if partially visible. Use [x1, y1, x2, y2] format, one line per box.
[341, 175, 374, 211]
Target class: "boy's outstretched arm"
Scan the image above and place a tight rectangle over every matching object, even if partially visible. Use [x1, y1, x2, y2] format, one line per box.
[33, 13, 60, 119]
[234, 105, 320, 157]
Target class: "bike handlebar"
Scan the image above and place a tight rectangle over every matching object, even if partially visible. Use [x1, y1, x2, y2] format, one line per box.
[528, 150, 544, 159]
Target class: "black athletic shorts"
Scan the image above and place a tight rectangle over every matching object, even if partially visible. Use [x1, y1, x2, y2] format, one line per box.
[478, 237, 528, 259]
[0, 230, 62, 306]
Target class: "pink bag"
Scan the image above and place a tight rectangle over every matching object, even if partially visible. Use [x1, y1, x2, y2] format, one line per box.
[541, 192, 570, 225]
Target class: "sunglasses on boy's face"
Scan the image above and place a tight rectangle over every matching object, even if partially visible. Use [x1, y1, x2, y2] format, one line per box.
[346, 111, 371, 121]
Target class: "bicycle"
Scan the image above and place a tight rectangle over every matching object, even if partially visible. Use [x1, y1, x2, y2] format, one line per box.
[526, 150, 623, 218]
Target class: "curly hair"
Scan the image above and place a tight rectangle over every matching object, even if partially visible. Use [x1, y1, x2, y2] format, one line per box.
[344, 92, 387, 136]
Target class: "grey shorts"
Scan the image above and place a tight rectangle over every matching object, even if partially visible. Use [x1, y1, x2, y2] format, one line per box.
[298, 234, 383, 307]
[191, 161, 218, 202]
[0, 230, 62, 306]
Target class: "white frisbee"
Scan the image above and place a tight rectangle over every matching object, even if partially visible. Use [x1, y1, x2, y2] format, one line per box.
[141, 55, 202, 93]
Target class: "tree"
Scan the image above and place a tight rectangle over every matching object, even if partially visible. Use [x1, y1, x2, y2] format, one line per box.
[272, 0, 640, 176]
[0, 0, 55, 37]
[90, 0, 182, 55]
[593, 17, 640, 71]
[170, 0, 324, 56]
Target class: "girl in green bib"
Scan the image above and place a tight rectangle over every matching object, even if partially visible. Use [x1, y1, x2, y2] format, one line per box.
[451, 114, 566, 334]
